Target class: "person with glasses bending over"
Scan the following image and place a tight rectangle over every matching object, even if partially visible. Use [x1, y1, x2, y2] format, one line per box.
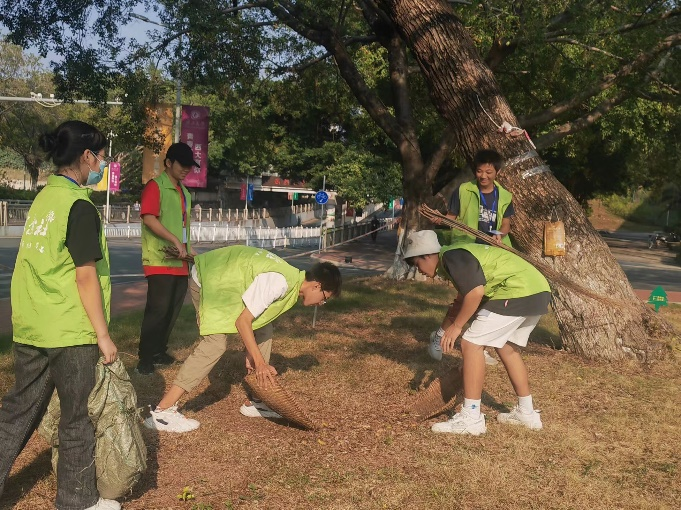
[143, 246, 341, 433]
[0, 121, 121, 510]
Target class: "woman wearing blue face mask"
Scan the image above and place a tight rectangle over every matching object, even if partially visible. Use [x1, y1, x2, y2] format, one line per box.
[0, 121, 121, 509]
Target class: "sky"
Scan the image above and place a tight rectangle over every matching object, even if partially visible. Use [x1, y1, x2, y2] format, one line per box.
[1, 9, 157, 68]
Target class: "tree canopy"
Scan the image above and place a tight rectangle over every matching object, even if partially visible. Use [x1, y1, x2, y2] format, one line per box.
[0, 1, 679, 204]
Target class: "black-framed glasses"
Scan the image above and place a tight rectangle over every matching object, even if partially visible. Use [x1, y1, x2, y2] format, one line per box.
[320, 289, 329, 305]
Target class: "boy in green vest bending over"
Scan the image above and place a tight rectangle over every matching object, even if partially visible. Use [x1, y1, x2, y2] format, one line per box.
[404, 230, 551, 436]
[144, 246, 341, 433]
[431, 150, 514, 365]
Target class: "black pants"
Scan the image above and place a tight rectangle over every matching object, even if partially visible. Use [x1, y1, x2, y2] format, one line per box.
[139, 274, 188, 362]
[0, 343, 99, 510]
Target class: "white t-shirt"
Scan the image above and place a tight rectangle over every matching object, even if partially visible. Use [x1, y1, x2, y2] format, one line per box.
[191, 267, 289, 319]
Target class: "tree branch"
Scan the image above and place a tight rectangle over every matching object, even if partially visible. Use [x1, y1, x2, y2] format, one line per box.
[545, 7, 680, 39]
[533, 91, 629, 150]
[263, 0, 406, 147]
[424, 127, 457, 183]
[544, 37, 625, 61]
[520, 32, 681, 128]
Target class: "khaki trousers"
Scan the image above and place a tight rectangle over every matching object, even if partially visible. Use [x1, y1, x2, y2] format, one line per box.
[174, 277, 273, 392]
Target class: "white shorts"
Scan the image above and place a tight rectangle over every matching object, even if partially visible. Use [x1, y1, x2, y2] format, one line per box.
[462, 310, 541, 348]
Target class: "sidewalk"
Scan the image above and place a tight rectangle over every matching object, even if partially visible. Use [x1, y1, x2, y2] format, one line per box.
[310, 229, 398, 271]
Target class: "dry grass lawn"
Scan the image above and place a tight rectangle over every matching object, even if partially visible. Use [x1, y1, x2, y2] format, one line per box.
[1, 277, 680, 509]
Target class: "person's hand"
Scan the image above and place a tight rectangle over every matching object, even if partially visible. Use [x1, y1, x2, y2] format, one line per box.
[97, 334, 118, 364]
[255, 363, 277, 388]
[245, 355, 255, 373]
[431, 216, 444, 226]
[441, 324, 462, 354]
[492, 234, 503, 244]
[173, 238, 188, 259]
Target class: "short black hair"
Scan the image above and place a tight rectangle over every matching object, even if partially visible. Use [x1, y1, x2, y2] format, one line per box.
[473, 149, 504, 172]
[306, 262, 342, 297]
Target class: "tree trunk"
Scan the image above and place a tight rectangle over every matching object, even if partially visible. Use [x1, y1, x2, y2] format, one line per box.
[378, 0, 674, 361]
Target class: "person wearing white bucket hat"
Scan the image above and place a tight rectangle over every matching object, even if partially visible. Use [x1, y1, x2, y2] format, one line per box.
[404, 232, 497, 364]
[404, 230, 551, 435]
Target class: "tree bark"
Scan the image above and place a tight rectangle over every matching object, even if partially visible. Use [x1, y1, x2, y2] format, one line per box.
[378, 0, 674, 361]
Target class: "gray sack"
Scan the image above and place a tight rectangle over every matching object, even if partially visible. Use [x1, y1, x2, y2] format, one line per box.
[38, 358, 147, 499]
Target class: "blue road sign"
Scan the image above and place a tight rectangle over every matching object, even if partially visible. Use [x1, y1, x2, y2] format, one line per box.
[315, 191, 329, 205]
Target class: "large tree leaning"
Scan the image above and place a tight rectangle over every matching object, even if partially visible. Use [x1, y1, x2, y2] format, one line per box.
[377, 0, 674, 361]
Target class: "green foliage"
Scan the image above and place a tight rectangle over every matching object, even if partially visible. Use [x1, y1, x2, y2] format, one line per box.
[325, 144, 402, 206]
[600, 191, 681, 228]
[2, 0, 679, 205]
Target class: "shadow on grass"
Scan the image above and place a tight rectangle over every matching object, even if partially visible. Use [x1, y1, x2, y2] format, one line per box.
[0, 333, 12, 355]
[1, 449, 52, 509]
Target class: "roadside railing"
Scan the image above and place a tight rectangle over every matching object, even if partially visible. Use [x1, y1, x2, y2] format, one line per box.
[1, 200, 394, 251]
[0, 202, 319, 226]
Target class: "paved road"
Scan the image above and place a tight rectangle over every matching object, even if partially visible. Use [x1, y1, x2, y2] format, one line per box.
[0, 238, 379, 300]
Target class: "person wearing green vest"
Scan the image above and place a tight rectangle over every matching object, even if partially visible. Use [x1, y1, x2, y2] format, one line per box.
[404, 230, 551, 436]
[0, 121, 121, 510]
[431, 149, 515, 366]
[137, 142, 197, 375]
[143, 246, 342, 433]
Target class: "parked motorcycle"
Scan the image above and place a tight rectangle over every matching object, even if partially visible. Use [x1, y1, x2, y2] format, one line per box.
[648, 231, 681, 249]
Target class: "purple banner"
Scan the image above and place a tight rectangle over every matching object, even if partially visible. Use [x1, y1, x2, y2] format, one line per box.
[180, 105, 209, 188]
[109, 162, 121, 192]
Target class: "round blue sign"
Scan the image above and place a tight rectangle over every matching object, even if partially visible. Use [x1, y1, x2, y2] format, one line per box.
[315, 191, 329, 204]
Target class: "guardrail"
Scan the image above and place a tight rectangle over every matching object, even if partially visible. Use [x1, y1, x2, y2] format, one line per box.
[0, 202, 319, 226]
[1, 200, 395, 250]
[103, 223, 324, 249]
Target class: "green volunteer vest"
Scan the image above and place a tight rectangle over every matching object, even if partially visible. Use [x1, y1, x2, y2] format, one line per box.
[194, 246, 306, 335]
[11, 175, 111, 347]
[141, 171, 192, 267]
[449, 180, 513, 247]
[438, 242, 550, 301]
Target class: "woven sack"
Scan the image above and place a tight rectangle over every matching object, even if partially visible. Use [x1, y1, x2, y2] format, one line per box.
[243, 373, 319, 430]
[408, 365, 463, 420]
[38, 358, 147, 499]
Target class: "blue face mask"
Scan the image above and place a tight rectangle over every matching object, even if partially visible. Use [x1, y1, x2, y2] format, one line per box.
[86, 152, 107, 186]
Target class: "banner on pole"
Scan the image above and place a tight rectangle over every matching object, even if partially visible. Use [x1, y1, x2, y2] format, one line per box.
[247, 183, 254, 202]
[240, 183, 247, 201]
[181, 105, 209, 188]
[142, 105, 174, 184]
[109, 162, 121, 192]
[95, 166, 108, 191]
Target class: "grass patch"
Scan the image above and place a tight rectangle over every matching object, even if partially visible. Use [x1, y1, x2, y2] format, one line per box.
[2, 277, 680, 509]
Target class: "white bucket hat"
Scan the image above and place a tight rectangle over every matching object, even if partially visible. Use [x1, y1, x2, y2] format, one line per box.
[403, 230, 441, 259]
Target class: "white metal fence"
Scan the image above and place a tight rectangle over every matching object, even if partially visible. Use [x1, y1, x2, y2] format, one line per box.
[102, 220, 395, 249]
[0, 200, 395, 249]
[0, 201, 318, 226]
[103, 223, 323, 249]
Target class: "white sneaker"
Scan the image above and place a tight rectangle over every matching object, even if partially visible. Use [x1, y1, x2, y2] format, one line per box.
[431, 408, 486, 435]
[484, 350, 499, 366]
[428, 331, 443, 361]
[497, 405, 543, 430]
[143, 405, 200, 433]
[85, 498, 121, 510]
[239, 400, 282, 419]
